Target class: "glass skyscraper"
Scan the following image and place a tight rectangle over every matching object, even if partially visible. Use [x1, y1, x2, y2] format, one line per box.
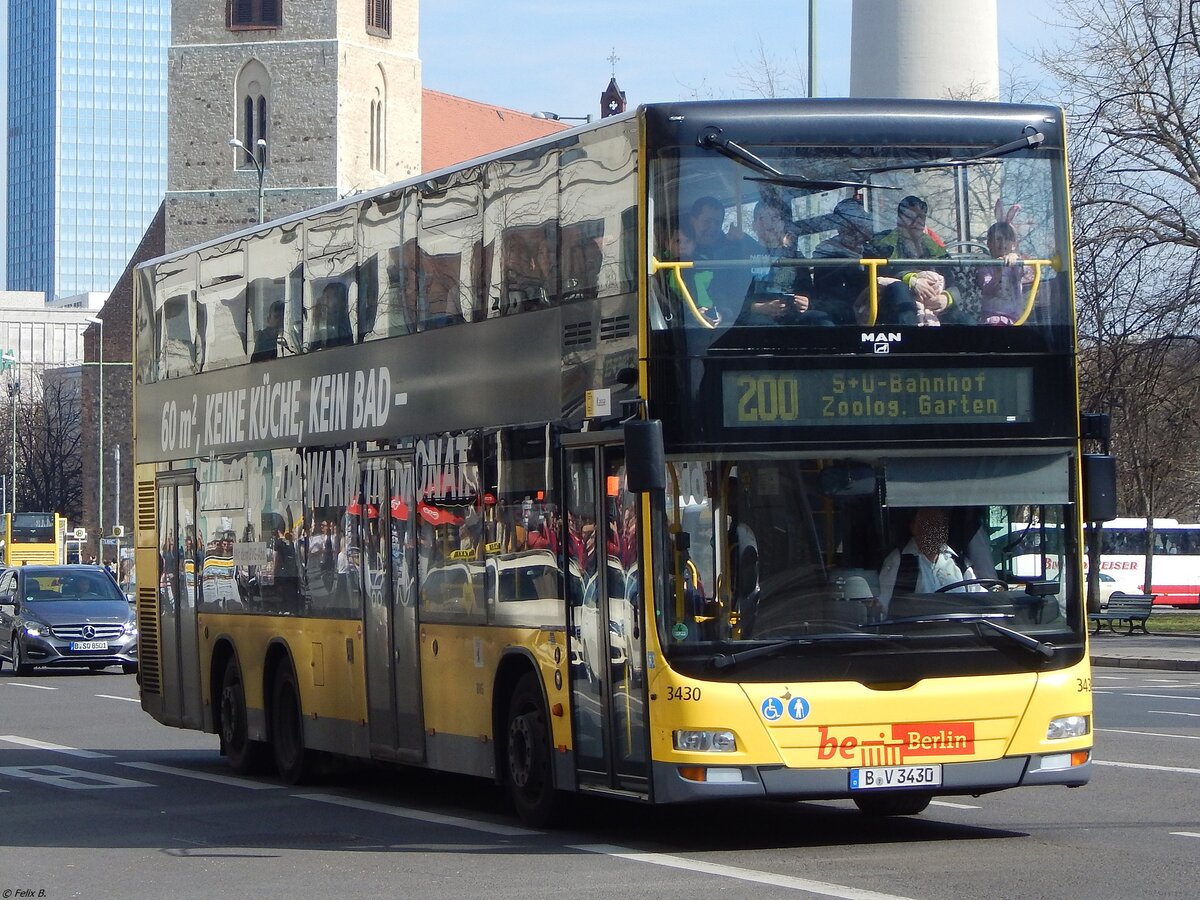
[6, 0, 168, 300]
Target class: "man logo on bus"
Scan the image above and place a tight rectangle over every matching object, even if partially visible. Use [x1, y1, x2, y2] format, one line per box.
[862, 332, 901, 354]
[816, 722, 975, 765]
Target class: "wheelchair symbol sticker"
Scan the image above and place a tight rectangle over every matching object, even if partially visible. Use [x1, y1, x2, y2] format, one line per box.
[760, 697, 784, 721]
[787, 697, 811, 720]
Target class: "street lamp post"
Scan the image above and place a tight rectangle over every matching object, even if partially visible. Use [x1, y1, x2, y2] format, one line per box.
[84, 316, 103, 554]
[6, 377, 18, 515]
[229, 137, 268, 224]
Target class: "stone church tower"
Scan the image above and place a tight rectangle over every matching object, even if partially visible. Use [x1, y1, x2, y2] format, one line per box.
[166, 1, 422, 251]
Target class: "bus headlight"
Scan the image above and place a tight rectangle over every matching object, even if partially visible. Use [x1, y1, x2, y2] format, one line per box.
[673, 730, 737, 752]
[1046, 715, 1090, 740]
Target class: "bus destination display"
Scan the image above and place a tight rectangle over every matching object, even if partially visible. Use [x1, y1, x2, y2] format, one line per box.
[723, 367, 1034, 428]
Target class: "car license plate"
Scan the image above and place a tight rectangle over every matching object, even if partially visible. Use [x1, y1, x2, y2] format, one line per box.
[71, 640, 110, 652]
[850, 764, 942, 790]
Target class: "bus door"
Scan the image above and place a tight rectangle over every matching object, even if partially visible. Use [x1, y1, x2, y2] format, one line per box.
[358, 455, 425, 762]
[563, 437, 649, 795]
[154, 472, 203, 729]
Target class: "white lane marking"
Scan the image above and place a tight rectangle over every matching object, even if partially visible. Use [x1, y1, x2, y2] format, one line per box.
[95, 693, 139, 703]
[1149, 710, 1200, 718]
[0, 765, 151, 790]
[1113, 692, 1200, 701]
[0, 735, 111, 758]
[571, 844, 920, 899]
[1170, 832, 1200, 839]
[1098, 728, 1200, 740]
[5, 682, 57, 691]
[294, 793, 541, 837]
[1093, 760, 1200, 775]
[929, 799, 981, 809]
[118, 761, 285, 790]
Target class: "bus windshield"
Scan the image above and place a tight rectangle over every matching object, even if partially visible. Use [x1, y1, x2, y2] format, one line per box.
[651, 143, 1068, 341]
[662, 453, 1081, 679]
[9, 513, 56, 543]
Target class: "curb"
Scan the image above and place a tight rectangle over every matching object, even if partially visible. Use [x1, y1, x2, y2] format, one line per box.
[1091, 656, 1200, 672]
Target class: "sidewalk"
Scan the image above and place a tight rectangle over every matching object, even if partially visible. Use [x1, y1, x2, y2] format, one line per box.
[1089, 631, 1200, 671]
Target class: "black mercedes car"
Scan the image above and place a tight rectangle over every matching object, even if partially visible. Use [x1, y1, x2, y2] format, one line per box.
[0, 565, 138, 674]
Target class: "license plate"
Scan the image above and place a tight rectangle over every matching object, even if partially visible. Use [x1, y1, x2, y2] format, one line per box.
[71, 640, 110, 652]
[850, 764, 942, 790]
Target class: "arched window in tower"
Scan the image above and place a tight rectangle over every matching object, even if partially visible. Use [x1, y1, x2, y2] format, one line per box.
[366, 1, 392, 38]
[370, 71, 387, 172]
[229, 0, 282, 29]
[235, 60, 271, 169]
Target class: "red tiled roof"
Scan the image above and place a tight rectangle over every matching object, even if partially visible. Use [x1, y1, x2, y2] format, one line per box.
[421, 89, 571, 172]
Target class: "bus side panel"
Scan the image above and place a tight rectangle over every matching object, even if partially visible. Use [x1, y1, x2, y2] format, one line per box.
[419, 622, 570, 779]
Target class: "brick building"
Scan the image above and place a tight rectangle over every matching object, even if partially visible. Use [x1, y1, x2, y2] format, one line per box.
[85, 1, 568, 551]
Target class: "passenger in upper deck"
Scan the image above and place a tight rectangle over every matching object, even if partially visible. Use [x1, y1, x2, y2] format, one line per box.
[666, 222, 719, 322]
[688, 196, 731, 260]
[811, 198, 876, 325]
[309, 282, 353, 350]
[867, 196, 969, 326]
[976, 220, 1035, 326]
[732, 198, 832, 327]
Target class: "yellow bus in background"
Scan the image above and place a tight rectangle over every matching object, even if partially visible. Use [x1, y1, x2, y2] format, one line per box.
[132, 98, 1108, 825]
[2, 512, 67, 566]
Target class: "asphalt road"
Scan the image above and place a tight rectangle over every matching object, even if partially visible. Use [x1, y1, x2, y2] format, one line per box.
[0, 667, 1197, 900]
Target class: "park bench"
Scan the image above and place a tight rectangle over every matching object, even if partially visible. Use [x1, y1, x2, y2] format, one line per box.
[1089, 593, 1155, 635]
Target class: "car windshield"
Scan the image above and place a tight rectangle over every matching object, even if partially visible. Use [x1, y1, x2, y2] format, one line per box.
[23, 572, 125, 602]
[659, 453, 1082, 679]
[650, 143, 1068, 344]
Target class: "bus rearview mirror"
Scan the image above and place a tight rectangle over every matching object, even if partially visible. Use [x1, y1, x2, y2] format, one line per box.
[624, 419, 665, 493]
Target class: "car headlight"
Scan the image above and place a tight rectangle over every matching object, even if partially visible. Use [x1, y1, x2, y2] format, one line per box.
[673, 730, 737, 752]
[23, 621, 49, 638]
[123, 621, 139, 637]
[1047, 715, 1090, 740]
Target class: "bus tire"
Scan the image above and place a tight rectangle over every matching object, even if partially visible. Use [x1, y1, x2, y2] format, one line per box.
[270, 664, 311, 784]
[505, 672, 564, 827]
[219, 658, 269, 774]
[853, 792, 932, 817]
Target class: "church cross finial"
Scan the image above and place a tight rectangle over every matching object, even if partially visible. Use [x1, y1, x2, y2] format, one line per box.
[608, 48, 620, 78]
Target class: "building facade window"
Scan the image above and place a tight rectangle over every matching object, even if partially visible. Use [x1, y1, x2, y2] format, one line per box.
[366, 0, 392, 37]
[235, 61, 271, 168]
[370, 87, 385, 172]
[229, 0, 282, 30]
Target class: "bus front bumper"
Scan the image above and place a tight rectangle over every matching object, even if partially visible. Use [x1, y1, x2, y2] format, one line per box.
[651, 754, 1091, 804]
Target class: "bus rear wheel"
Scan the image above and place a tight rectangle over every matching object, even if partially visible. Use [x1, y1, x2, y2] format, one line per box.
[853, 792, 932, 816]
[271, 664, 312, 784]
[505, 672, 564, 827]
[219, 658, 269, 774]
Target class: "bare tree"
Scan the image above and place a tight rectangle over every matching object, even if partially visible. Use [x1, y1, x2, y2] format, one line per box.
[1037, 1, 1200, 547]
[9, 374, 85, 521]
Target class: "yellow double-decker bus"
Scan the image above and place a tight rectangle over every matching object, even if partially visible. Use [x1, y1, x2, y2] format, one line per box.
[2, 512, 68, 566]
[133, 98, 1111, 824]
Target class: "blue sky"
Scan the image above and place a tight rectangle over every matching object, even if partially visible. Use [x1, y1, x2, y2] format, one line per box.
[0, 1, 1056, 285]
[420, 0, 1056, 118]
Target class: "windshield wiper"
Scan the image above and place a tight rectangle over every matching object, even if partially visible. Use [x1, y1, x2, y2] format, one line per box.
[865, 613, 1056, 660]
[697, 125, 878, 194]
[709, 632, 905, 671]
[851, 126, 1046, 176]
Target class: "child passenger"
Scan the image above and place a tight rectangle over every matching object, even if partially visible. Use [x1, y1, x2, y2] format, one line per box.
[976, 221, 1035, 325]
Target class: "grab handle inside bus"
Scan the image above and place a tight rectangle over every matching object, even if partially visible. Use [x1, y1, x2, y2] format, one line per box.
[624, 419, 666, 493]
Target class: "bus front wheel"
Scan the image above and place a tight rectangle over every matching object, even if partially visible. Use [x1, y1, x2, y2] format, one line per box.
[219, 658, 269, 774]
[271, 664, 312, 784]
[853, 792, 932, 816]
[505, 672, 564, 827]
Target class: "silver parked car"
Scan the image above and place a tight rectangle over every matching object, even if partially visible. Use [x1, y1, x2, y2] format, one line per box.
[0, 565, 138, 675]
